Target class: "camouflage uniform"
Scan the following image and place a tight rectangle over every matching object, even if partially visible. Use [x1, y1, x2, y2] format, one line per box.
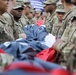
[52, 20, 61, 36]
[19, 0, 35, 27]
[12, 2, 25, 39]
[44, 12, 57, 33]
[16, 0, 32, 8]
[52, 2, 65, 37]
[55, 6, 76, 72]
[3, 12, 23, 40]
[20, 11, 35, 27]
[44, 0, 58, 33]
[3, 2, 24, 39]
[27, 8, 36, 24]
[58, 7, 76, 38]
[0, 15, 15, 44]
[34, 10, 42, 19]
[3, 12, 14, 29]
[29, 18, 36, 24]
[20, 15, 31, 27]
[13, 21, 24, 39]
[3, 12, 15, 38]
[0, 54, 14, 72]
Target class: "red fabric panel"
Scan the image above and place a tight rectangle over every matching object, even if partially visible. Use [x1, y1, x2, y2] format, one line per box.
[0, 48, 6, 54]
[36, 47, 57, 62]
[4, 62, 45, 72]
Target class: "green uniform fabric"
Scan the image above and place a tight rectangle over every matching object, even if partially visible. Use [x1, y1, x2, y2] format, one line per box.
[55, 6, 76, 72]
[0, 15, 14, 44]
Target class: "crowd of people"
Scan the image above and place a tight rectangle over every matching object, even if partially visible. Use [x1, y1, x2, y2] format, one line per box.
[0, 0, 76, 75]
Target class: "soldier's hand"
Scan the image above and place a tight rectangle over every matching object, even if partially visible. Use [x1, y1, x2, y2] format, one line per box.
[52, 38, 63, 50]
[20, 33, 27, 39]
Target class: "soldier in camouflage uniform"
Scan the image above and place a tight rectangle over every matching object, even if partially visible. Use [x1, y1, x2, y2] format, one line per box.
[52, 2, 65, 37]
[57, 0, 76, 38]
[2, 0, 17, 40]
[27, 10, 36, 24]
[19, 0, 35, 28]
[43, 0, 58, 33]
[52, 0, 76, 72]
[0, 0, 15, 44]
[34, 10, 42, 20]
[10, 2, 26, 39]
[3, 12, 15, 39]
[0, 0, 14, 70]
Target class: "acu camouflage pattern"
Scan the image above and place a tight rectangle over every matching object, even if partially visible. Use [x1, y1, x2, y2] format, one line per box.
[44, 12, 58, 33]
[20, 15, 35, 27]
[3, 12, 24, 40]
[0, 15, 14, 44]
[2, 12, 15, 39]
[43, 0, 58, 32]
[52, 20, 62, 37]
[3, 12, 14, 29]
[44, 0, 57, 5]
[52, 2, 65, 37]
[56, 6, 76, 72]
[0, 54, 14, 72]
[58, 7, 76, 38]
[29, 18, 35, 24]
[13, 20, 24, 39]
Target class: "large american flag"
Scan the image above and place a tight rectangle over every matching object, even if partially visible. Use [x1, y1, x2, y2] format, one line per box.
[29, 0, 45, 10]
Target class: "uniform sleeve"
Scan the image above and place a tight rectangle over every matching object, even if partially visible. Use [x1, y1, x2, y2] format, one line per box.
[55, 20, 76, 62]
[58, 22, 66, 38]
[13, 22, 24, 39]
[0, 22, 14, 43]
[55, 11, 76, 71]
[45, 22, 52, 33]
[20, 17, 27, 28]
[66, 31, 76, 71]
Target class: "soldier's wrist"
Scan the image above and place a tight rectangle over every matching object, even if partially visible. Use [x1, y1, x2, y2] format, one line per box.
[56, 42, 68, 52]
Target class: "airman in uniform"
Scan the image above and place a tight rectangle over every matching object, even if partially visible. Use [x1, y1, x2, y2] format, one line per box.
[19, 0, 35, 28]
[0, 0, 15, 70]
[34, 10, 42, 20]
[0, 0, 15, 44]
[57, 0, 76, 38]
[10, 2, 26, 39]
[52, 2, 65, 37]
[52, 0, 76, 72]
[27, 9, 36, 24]
[43, 0, 58, 33]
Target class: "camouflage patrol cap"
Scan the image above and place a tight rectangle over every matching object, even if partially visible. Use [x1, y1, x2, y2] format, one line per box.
[16, 0, 30, 7]
[21, 0, 31, 8]
[44, 0, 57, 5]
[22, 0, 30, 3]
[13, 2, 23, 10]
[56, 2, 65, 13]
[16, 0, 30, 3]
[30, 7, 35, 13]
[35, 10, 42, 14]
[22, 0, 30, 6]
